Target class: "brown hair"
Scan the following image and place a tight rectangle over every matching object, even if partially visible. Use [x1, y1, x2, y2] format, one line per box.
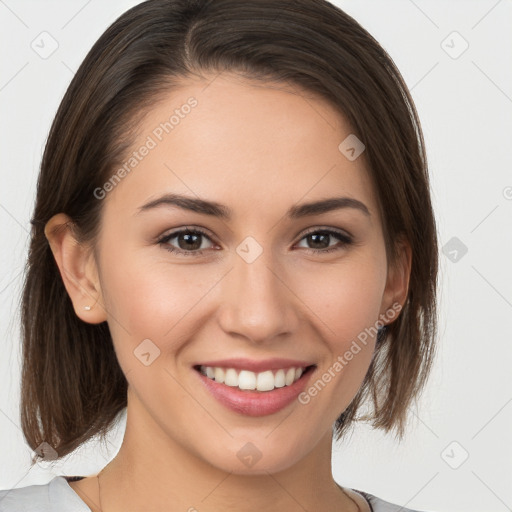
[21, 0, 438, 463]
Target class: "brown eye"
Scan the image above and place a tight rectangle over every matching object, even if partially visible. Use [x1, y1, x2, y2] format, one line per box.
[296, 229, 352, 253]
[158, 228, 215, 256]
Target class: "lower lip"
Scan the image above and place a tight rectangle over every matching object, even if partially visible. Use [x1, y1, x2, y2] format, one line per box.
[195, 367, 314, 417]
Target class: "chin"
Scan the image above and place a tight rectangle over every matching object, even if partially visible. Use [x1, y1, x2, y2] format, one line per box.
[193, 429, 320, 476]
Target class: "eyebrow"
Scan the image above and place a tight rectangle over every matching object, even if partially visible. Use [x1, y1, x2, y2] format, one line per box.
[136, 193, 370, 219]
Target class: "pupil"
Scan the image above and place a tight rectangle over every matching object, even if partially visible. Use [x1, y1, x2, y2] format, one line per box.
[309, 233, 329, 249]
[179, 233, 201, 250]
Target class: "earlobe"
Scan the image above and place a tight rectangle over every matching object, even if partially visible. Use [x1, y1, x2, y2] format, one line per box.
[380, 237, 412, 324]
[44, 213, 107, 325]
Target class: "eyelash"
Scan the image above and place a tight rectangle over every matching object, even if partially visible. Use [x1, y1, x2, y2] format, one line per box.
[157, 226, 353, 257]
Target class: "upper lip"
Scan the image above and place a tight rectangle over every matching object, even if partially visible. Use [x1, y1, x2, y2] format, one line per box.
[194, 358, 315, 373]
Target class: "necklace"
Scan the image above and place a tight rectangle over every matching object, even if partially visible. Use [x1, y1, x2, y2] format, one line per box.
[97, 470, 361, 512]
[339, 486, 362, 512]
[97, 468, 105, 512]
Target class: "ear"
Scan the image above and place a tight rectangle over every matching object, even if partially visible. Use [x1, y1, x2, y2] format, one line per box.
[44, 213, 107, 324]
[379, 236, 412, 324]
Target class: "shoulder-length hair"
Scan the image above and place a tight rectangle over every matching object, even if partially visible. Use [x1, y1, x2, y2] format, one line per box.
[21, 0, 438, 462]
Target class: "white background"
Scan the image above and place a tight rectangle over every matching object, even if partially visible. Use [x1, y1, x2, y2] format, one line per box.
[1, 1, 511, 511]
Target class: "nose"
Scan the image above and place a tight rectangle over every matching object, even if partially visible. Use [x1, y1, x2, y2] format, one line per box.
[217, 245, 299, 345]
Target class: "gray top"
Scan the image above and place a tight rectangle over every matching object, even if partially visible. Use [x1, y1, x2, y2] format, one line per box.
[0, 476, 426, 512]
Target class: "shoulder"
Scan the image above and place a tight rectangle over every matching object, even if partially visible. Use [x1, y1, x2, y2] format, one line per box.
[0, 476, 89, 512]
[352, 488, 428, 512]
[0, 479, 51, 512]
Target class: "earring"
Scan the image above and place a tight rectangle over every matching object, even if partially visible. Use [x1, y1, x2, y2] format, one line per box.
[84, 305, 92, 311]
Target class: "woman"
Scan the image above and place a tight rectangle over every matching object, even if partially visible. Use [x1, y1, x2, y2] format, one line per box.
[0, 0, 438, 510]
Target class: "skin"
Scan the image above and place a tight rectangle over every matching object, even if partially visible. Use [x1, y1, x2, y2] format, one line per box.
[45, 72, 411, 512]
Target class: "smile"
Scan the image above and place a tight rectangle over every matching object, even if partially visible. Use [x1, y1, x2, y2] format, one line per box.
[193, 362, 316, 416]
[197, 365, 312, 392]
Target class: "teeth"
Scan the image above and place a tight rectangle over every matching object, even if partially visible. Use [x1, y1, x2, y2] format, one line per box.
[285, 368, 295, 386]
[214, 367, 225, 383]
[224, 368, 238, 387]
[256, 370, 274, 391]
[274, 369, 285, 388]
[238, 370, 256, 390]
[199, 365, 307, 392]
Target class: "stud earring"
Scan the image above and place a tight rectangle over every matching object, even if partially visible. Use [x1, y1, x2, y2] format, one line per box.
[84, 305, 92, 311]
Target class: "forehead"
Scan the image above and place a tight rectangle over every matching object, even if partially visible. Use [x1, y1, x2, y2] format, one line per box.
[103, 73, 379, 223]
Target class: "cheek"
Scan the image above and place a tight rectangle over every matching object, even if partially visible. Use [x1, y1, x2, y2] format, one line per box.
[98, 245, 222, 362]
[292, 254, 387, 409]
[296, 252, 387, 344]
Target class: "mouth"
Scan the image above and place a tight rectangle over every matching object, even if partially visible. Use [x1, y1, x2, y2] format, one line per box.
[193, 361, 317, 417]
[193, 364, 316, 392]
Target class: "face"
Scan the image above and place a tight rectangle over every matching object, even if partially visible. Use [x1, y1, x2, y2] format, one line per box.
[74, 73, 407, 474]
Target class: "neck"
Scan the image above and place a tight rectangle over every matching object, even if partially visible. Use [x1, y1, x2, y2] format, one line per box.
[94, 389, 358, 512]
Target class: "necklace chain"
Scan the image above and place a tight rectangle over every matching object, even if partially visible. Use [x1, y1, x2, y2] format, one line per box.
[340, 487, 362, 512]
[97, 468, 104, 512]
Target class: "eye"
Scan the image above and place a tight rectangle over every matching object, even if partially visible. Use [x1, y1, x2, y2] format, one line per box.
[295, 228, 353, 254]
[157, 226, 353, 257]
[157, 227, 216, 256]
